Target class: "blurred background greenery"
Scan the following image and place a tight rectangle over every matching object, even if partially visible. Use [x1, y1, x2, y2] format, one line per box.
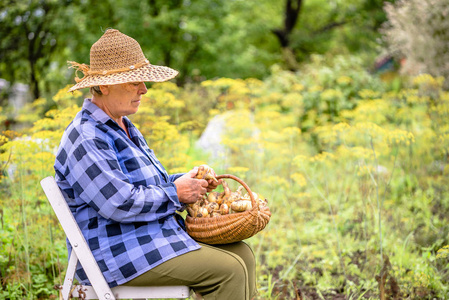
[1, 0, 449, 299]
[1, 0, 393, 104]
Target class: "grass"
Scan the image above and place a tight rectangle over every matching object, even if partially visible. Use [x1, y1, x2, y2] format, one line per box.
[1, 57, 449, 299]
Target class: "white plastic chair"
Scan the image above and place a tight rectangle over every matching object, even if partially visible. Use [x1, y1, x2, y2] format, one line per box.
[40, 176, 191, 300]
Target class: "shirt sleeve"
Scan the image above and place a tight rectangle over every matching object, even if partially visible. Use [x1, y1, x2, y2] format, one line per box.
[168, 173, 184, 182]
[65, 137, 181, 223]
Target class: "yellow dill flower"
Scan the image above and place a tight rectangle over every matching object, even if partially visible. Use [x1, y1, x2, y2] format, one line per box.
[358, 89, 380, 99]
[292, 192, 310, 198]
[386, 129, 415, 146]
[229, 80, 251, 95]
[349, 146, 372, 160]
[53, 85, 83, 107]
[438, 134, 449, 151]
[281, 127, 301, 137]
[168, 99, 185, 109]
[433, 103, 449, 116]
[201, 78, 238, 90]
[331, 123, 352, 141]
[145, 89, 185, 109]
[356, 164, 375, 177]
[293, 155, 309, 167]
[281, 93, 304, 109]
[441, 91, 449, 102]
[309, 152, 335, 163]
[412, 74, 445, 89]
[321, 89, 343, 101]
[309, 85, 324, 93]
[190, 161, 209, 168]
[256, 110, 284, 128]
[336, 75, 353, 85]
[162, 153, 190, 170]
[178, 120, 203, 132]
[226, 166, 249, 178]
[355, 122, 385, 137]
[169, 167, 190, 174]
[314, 125, 335, 144]
[290, 172, 307, 187]
[345, 100, 390, 123]
[261, 130, 284, 143]
[152, 81, 179, 93]
[33, 152, 56, 173]
[265, 175, 290, 190]
[208, 109, 220, 117]
[245, 78, 264, 87]
[291, 83, 305, 92]
[32, 106, 79, 134]
[0, 135, 8, 145]
[261, 92, 283, 105]
[2, 130, 21, 140]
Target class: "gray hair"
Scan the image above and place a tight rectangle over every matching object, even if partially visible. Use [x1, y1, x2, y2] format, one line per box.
[90, 86, 103, 96]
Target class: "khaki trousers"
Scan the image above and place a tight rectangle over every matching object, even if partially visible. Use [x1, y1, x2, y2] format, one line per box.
[123, 242, 256, 299]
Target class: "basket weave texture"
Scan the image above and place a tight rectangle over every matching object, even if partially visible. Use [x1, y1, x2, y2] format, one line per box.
[185, 174, 271, 244]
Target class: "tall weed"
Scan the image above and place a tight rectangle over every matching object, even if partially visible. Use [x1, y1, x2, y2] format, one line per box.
[0, 56, 448, 299]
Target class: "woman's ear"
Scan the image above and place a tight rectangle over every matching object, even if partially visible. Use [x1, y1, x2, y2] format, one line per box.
[99, 85, 109, 95]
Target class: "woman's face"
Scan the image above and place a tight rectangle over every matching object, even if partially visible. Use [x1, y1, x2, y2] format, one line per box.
[99, 82, 148, 120]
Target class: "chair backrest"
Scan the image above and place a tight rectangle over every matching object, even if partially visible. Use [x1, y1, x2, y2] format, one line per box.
[40, 176, 190, 300]
[41, 176, 117, 300]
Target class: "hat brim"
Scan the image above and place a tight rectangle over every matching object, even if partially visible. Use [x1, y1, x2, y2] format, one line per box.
[68, 64, 179, 92]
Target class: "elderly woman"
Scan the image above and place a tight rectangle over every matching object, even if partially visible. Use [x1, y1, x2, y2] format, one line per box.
[54, 29, 256, 299]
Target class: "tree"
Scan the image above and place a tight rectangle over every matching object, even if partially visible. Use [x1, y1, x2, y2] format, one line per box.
[113, 0, 277, 84]
[272, 0, 303, 70]
[0, 0, 118, 102]
[271, 0, 394, 69]
[0, 0, 393, 106]
[1, 0, 71, 100]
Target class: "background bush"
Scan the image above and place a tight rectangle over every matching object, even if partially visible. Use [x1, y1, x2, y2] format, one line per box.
[382, 0, 449, 88]
[1, 55, 449, 298]
[2, 0, 449, 298]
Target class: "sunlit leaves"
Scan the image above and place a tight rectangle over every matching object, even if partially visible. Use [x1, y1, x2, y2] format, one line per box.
[2, 60, 449, 298]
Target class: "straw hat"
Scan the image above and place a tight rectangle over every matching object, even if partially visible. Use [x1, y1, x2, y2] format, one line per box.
[67, 29, 178, 92]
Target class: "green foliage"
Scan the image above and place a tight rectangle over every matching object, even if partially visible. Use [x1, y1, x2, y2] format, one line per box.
[0, 0, 88, 100]
[289, 0, 391, 61]
[2, 55, 449, 298]
[0, 0, 392, 108]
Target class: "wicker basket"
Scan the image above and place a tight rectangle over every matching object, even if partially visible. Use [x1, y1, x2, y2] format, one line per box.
[185, 174, 271, 244]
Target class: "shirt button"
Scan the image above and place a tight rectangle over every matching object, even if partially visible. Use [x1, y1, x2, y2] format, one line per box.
[177, 227, 182, 231]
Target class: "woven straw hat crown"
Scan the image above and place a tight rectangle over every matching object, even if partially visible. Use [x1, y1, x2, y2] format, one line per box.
[68, 29, 178, 92]
[90, 29, 146, 72]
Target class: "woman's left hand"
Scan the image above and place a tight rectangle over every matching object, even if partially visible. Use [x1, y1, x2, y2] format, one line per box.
[205, 168, 222, 192]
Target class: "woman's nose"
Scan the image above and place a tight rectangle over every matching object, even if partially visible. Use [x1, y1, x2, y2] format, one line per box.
[139, 82, 148, 94]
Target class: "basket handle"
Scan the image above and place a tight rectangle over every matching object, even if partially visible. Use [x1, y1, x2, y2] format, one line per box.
[215, 174, 258, 210]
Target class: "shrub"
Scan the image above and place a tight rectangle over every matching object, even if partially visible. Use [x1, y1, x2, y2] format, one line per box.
[2, 56, 449, 298]
[382, 0, 449, 88]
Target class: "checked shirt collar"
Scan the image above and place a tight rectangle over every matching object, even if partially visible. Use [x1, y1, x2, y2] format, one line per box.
[85, 99, 169, 182]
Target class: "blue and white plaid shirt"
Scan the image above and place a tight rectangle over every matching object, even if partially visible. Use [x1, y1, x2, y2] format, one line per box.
[54, 99, 200, 287]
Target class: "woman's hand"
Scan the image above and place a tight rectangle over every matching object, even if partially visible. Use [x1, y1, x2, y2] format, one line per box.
[205, 168, 221, 192]
[174, 168, 209, 204]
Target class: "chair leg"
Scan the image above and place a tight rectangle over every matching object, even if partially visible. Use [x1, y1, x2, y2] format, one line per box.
[61, 250, 78, 300]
